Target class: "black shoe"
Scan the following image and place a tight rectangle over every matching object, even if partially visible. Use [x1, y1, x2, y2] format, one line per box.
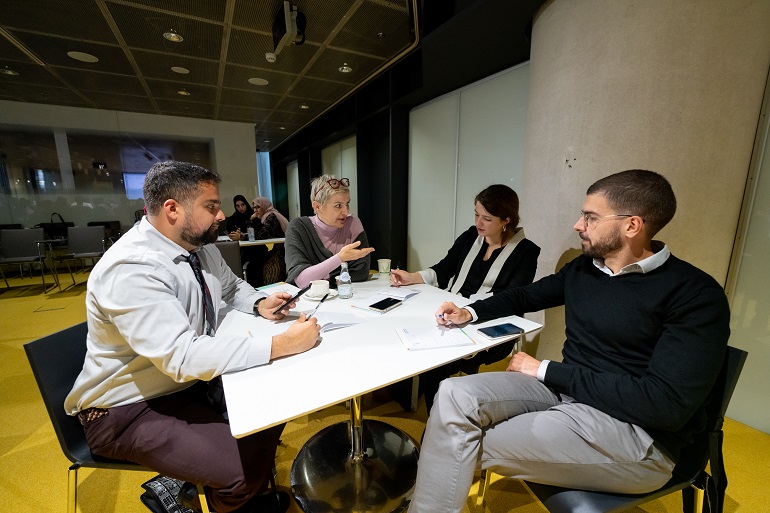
[177, 481, 203, 512]
[238, 491, 291, 513]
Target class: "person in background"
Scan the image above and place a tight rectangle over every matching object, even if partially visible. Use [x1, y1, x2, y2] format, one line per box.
[250, 197, 290, 283]
[225, 194, 267, 287]
[65, 161, 320, 513]
[407, 169, 730, 513]
[226, 195, 254, 241]
[284, 175, 374, 288]
[250, 197, 289, 238]
[389, 184, 540, 410]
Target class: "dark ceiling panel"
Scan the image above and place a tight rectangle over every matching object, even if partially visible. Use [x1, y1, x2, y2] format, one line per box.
[0, 0, 116, 44]
[0, 60, 61, 87]
[107, 2, 224, 60]
[0, 0, 420, 151]
[331, 0, 413, 59]
[132, 50, 220, 85]
[54, 69, 147, 96]
[9, 32, 135, 74]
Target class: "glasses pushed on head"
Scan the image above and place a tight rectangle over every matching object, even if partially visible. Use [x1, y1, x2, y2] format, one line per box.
[312, 177, 350, 203]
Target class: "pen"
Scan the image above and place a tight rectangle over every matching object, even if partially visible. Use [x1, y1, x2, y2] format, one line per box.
[307, 293, 329, 318]
[438, 313, 453, 326]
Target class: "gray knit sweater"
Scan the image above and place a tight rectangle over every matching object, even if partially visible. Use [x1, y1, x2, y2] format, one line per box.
[284, 217, 371, 285]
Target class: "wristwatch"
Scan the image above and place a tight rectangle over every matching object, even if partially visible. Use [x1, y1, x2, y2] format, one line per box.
[253, 297, 266, 316]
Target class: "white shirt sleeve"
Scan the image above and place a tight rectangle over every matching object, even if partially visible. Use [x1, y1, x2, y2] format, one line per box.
[537, 360, 550, 382]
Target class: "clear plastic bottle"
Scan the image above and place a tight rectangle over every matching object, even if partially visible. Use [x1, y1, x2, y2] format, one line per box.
[247, 223, 255, 242]
[338, 262, 353, 299]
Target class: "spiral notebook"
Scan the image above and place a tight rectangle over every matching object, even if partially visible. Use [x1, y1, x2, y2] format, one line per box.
[396, 325, 476, 350]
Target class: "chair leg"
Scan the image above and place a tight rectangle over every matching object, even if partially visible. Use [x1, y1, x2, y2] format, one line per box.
[475, 468, 493, 513]
[68, 464, 80, 513]
[0, 266, 8, 288]
[196, 484, 211, 513]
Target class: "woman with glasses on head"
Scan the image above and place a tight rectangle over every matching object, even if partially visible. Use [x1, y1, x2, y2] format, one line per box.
[284, 175, 375, 288]
[388, 184, 540, 410]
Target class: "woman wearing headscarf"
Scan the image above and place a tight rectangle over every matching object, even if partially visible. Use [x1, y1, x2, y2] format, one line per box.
[225, 195, 254, 241]
[249, 197, 289, 238]
[224, 194, 268, 286]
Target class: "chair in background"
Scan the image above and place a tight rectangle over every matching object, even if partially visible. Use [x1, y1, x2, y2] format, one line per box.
[0, 223, 23, 230]
[214, 240, 245, 280]
[475, 346, 748, 513]
[0, 227, 52, 291]
[54, 226, 106, 289]
[87, 220, 123, 245]
[24, 322, 210, 513]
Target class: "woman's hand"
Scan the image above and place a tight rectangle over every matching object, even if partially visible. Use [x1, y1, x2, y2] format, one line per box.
[228, 229, 241, 241]
[271, 313, 320, 359]
[435, 302, 472, 325]
[338, 240, 375, 262]
[390, 269, 422, 287]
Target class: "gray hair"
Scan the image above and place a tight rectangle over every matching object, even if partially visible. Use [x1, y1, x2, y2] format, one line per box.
[310, 174, 350, 206]
[143, 161, 221, 216]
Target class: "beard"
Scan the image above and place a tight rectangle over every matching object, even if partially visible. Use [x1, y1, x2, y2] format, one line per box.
[580, 225, 623, 259]
[181, 217, 220, 247]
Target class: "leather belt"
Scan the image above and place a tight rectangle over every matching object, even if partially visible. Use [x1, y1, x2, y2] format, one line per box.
[77, 407, 109, 425]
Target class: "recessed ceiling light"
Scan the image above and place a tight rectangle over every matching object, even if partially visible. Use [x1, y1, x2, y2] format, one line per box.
[177, 89, 191, 96]
[67, 51, 99, 63]
[299, 103, 309, 110]
[338, 63, 353, 73]
[248, 77, 269, 86]
[279, 127, 286, 130]
[0, 66, 19, 76]
[171, 66, 190, 74]
[163, 30, 184, 43]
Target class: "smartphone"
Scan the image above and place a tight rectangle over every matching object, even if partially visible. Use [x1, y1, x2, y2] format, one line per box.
[369, 297, 403, 313]
[477, 323, 524, 340]
[271, 284, 311, 315]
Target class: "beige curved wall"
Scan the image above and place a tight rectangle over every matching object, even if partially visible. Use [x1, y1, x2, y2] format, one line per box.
[521, 0, 770, 363]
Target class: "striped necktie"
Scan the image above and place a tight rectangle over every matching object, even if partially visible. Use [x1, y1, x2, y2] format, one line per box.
[187, 251, 216, 336]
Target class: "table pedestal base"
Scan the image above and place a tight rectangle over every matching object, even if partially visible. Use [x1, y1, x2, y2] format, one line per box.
[290, 419, 418, 513]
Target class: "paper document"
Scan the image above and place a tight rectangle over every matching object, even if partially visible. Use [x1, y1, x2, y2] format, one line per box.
[396, 325, 476, 350]
[381, 288, 420, 300]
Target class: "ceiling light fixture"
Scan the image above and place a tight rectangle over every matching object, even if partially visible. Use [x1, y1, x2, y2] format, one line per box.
[163, 30, 184, 43]
[171, 66, 190, 74]
[248, 77, 269, 86]
[67, 51, 99, 63]
[0, 66, 19, 76]
[338, 63, 353, 73]
[177, 89, 191, 96]
[299, 103, 309, 110]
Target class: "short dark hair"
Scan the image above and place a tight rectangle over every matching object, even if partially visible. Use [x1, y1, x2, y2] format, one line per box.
[475, 184, 520, 228]
[587, 169, 676, 237]
[143, 161, 221, 215]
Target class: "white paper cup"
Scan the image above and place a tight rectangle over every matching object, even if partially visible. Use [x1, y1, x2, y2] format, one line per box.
[377, 259, 391, 274]
[309, 280, 330, 298]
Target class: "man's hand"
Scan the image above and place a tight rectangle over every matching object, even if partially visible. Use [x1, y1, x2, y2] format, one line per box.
[271, 313, 320, 359]
[435, 302, 472, 325]
[257, 292, 295, 320]
[507, 351, 541, 377]
[338, 241, 375, 262]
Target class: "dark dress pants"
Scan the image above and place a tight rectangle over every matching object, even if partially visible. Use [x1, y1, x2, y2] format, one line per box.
[83, 382, 284, 513]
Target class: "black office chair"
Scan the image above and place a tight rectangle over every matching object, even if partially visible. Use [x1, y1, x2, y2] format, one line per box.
[87, 220, 123, 245]
[54, 226, 106, 289]
[24, 322, 210, 513]
[475, 346, 748, 513]
[0, 227, 52, 291]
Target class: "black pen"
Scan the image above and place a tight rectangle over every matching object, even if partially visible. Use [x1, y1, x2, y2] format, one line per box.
[307, 293, 329, 319]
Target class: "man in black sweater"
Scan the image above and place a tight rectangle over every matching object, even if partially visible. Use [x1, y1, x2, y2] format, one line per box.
[407, 170, 730, 513]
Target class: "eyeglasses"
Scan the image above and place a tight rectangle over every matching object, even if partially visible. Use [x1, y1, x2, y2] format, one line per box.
[579, 211, 641, 230]
[313, 177, 350, 200]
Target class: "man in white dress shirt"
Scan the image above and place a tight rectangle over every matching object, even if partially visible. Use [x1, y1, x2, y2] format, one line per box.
[65, 161, 320, 513]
